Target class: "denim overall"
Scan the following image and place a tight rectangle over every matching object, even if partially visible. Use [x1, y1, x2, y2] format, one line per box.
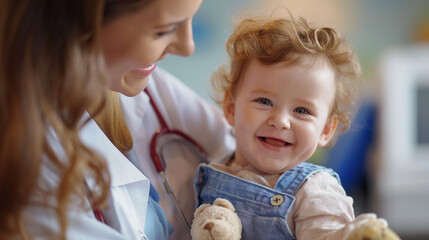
[194, 162, 340, 240]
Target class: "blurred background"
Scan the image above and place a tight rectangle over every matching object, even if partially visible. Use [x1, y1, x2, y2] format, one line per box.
[159, 1, 429, 239]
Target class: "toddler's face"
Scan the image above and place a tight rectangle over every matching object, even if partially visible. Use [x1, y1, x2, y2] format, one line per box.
[225, 59, 337, 174]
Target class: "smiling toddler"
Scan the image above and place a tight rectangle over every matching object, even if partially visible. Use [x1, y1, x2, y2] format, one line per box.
[193, 13, 398, 240]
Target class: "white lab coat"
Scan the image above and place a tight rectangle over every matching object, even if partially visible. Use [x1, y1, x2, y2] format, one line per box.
[21, 114, 151, 240]
[120, 67, 235, 240]
[20, 67, 234, 240]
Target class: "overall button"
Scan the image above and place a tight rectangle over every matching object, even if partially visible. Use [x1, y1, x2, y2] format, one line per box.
[270, 194, 284, 206]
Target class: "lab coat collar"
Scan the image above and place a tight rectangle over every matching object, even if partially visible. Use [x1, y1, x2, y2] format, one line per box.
[79, 112, 148, 187]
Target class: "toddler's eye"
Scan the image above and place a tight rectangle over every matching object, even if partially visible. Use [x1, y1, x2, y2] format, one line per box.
[257, 98, 272, 106]
[294, 107, 310, 114]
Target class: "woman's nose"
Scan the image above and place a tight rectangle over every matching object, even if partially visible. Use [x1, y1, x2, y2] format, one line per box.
[268, 112, 291, 130]
[167, 20, 195, 57]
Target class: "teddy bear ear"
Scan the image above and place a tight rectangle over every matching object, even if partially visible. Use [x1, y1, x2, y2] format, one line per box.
[194, 204, 210, 218]
[213, 198, 235, 212]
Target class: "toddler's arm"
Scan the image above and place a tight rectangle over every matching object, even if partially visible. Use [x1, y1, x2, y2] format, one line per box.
[290, 171, 399, 240]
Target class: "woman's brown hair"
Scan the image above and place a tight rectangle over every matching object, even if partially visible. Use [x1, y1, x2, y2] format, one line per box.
[0, 0, 151, 239]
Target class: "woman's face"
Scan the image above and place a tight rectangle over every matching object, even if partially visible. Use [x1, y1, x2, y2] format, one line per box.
[101, 0, 202, 96]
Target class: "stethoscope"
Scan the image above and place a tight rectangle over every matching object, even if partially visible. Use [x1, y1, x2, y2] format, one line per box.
[144, 88, 209, 237]
[90, 88, 209, 238]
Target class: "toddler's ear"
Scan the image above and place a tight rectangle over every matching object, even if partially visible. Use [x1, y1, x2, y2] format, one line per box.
[223, 92, 235, 126]
[318, 117, 337, 147]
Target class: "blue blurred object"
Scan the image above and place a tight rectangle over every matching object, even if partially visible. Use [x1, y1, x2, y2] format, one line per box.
[192, 16, 211, 49]
[325, 100, 376, 194]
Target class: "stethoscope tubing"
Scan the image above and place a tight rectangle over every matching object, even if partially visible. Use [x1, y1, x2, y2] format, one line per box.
[90, 88, 208, 237]
[160, 171, 191, 235]
[145, 88, 208, 238]
[149, 128, 208, 172]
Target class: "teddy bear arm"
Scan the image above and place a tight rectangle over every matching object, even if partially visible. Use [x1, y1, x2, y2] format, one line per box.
[346, 218, 401, 240]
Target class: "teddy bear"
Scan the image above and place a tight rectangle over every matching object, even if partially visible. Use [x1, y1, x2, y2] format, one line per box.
[191, 198, 242, 240]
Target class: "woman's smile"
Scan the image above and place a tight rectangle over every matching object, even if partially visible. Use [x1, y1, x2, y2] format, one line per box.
[135, 63, 157, 76]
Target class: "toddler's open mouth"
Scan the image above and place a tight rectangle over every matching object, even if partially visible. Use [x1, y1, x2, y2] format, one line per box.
[259, 137, 291, 147]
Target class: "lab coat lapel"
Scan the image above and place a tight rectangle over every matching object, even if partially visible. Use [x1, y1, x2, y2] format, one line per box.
[79, 113, 148, 187]
[80, 113, 150, 239]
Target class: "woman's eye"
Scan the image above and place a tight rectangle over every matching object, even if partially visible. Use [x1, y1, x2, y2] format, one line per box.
[156, 26, 177, 37]
[294, 107, 310, 114]
[257, 98, 272, 106]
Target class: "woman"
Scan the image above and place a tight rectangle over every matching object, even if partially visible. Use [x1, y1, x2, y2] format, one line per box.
[0, 0, 233, 239]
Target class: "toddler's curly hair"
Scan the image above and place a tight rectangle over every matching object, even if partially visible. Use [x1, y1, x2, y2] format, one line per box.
[212, 14, 361, 137]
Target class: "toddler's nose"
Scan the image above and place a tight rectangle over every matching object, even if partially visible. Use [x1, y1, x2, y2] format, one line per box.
[268, 112, 291, 130]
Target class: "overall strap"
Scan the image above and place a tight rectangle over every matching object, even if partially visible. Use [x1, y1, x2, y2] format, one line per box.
[274, 162, 340, 196]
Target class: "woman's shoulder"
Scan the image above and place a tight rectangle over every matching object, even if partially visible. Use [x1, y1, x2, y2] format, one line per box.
[150, 67, 187, 88]
[148, 67, 212, 114]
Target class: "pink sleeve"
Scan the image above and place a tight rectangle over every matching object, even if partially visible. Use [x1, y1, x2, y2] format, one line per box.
[288, 171, 356, 239]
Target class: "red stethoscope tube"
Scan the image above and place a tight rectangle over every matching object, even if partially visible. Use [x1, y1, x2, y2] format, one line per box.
[91, 88, 209, 237]
[145, 88, 208, 237]
[146, 88, 207, 172]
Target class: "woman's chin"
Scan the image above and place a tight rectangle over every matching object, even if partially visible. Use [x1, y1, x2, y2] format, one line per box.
[118, 74, 150, 96]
